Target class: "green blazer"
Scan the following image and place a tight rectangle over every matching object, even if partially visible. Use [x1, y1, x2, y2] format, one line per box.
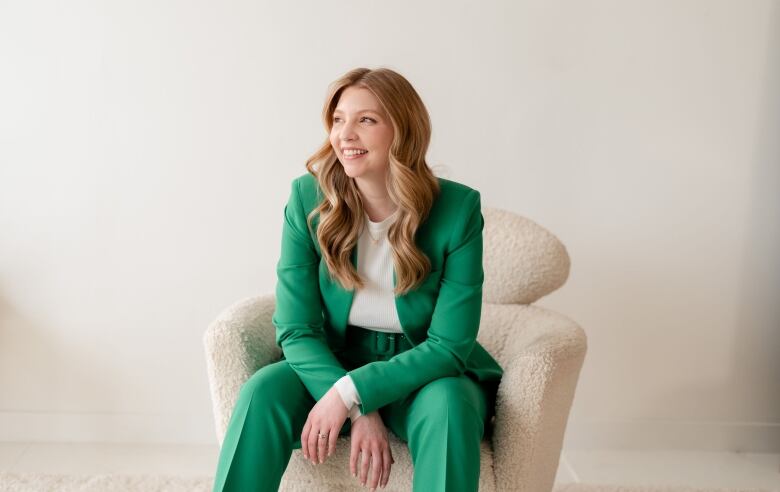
[272, 172, 504, 416]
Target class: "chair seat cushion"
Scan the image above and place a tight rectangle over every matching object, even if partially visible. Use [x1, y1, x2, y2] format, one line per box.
[279, 433, 497, 491]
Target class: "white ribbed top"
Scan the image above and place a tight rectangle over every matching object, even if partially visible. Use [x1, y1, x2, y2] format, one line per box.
[346, 208, 403, 333]
[335, 208, 403, 422]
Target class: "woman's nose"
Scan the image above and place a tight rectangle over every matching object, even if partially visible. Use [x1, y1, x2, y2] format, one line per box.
[339, 122, 358, 139]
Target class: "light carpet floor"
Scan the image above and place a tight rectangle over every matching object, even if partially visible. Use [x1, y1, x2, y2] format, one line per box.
[0, 472, 775, 492]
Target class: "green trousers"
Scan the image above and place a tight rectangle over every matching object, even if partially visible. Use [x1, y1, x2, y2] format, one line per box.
[212, 325, 498, 492]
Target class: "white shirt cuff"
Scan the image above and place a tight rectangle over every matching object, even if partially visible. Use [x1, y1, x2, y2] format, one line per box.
[334, 375, 363, 419]
[349, 404, 363, 423]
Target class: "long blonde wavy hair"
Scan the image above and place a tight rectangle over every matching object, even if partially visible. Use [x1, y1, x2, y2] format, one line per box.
[304, 67, 440, 296]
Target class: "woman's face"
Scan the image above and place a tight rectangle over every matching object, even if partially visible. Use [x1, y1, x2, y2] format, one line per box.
[329, 86, 394, 181]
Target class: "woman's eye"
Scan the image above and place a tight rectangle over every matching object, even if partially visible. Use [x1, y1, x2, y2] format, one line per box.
[333, 117, 375, 123]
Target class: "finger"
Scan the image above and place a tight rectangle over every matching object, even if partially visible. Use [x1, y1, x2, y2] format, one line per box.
[350, 440, 359, 477]
[317, 429, 328, 463]
[359, 448, 370, 486]
[382, 446, 392, 487]
[307, 426, 321, 465]
[377, 466, 385, 492]
[369, 448, 382, 490]
[313, 429, 326, 465]
[328, 425, 339, 459]
[301, 419, 311, 460]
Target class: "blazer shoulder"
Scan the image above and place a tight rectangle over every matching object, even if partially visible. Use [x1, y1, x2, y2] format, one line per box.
[437, 176, 479, 195]
[291, 172, 322, 214]
[433, 177, 481, 213]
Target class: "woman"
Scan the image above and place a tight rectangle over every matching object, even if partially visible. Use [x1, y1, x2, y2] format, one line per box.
[212, 67, 504, 492]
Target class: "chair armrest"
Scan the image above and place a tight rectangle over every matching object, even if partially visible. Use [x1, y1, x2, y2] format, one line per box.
[491, 305, 587, 492]
[203, 293, 280, 446]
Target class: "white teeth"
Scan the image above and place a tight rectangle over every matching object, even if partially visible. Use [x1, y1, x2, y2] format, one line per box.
[344, 149, 367, 156]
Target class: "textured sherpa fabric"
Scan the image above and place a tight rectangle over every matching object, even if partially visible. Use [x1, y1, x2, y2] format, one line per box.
[203, 206, 588, 492]
[0, 473, 773, 492]
[0, 472, 214, 492]
[554, 485, 775, 492]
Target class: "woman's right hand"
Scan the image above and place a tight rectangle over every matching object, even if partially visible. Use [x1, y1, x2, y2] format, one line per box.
[349, 410, 394, 491]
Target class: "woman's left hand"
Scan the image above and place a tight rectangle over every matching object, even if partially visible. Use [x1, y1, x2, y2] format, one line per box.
[301, 386, 349, 465]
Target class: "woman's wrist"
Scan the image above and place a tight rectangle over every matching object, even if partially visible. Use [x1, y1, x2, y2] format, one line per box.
[348, 404, 363, 422]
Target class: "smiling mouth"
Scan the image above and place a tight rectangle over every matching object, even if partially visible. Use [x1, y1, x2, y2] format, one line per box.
[342, 150, 369, 160]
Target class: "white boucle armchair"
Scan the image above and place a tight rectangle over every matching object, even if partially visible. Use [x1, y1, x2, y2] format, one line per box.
[204, 207, 588, 492]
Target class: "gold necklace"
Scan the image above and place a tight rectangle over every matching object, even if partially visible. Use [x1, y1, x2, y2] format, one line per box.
[366, 226, 384, 244]
[365, 212, 393, 243]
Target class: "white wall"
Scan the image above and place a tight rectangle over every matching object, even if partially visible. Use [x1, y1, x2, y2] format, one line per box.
[1, 0, 777, 451]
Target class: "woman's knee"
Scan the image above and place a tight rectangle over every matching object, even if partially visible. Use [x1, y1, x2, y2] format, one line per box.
[408, 376, 488, 428]
[238, 360, 312, 411]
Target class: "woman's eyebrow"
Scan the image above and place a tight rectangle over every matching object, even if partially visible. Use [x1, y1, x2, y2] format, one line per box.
[333, 109, 381, 115]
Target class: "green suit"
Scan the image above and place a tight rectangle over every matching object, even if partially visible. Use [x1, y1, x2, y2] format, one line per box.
[213, 172, 504, 492]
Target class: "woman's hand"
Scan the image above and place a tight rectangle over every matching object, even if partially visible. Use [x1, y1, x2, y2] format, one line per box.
[301, 386, 349, 465]
[349, 411, 395, 491]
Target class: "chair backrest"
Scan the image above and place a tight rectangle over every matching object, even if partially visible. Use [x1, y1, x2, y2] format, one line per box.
[482, 206, 571, 305]
[475, 207, 571, 365]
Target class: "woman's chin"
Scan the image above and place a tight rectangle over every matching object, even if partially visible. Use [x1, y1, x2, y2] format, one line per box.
[340, 161, 366, 177]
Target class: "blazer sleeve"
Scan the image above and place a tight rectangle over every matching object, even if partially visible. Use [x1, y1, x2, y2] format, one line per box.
[346, 189, 485, 415]
[272, 177, 349, 402]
